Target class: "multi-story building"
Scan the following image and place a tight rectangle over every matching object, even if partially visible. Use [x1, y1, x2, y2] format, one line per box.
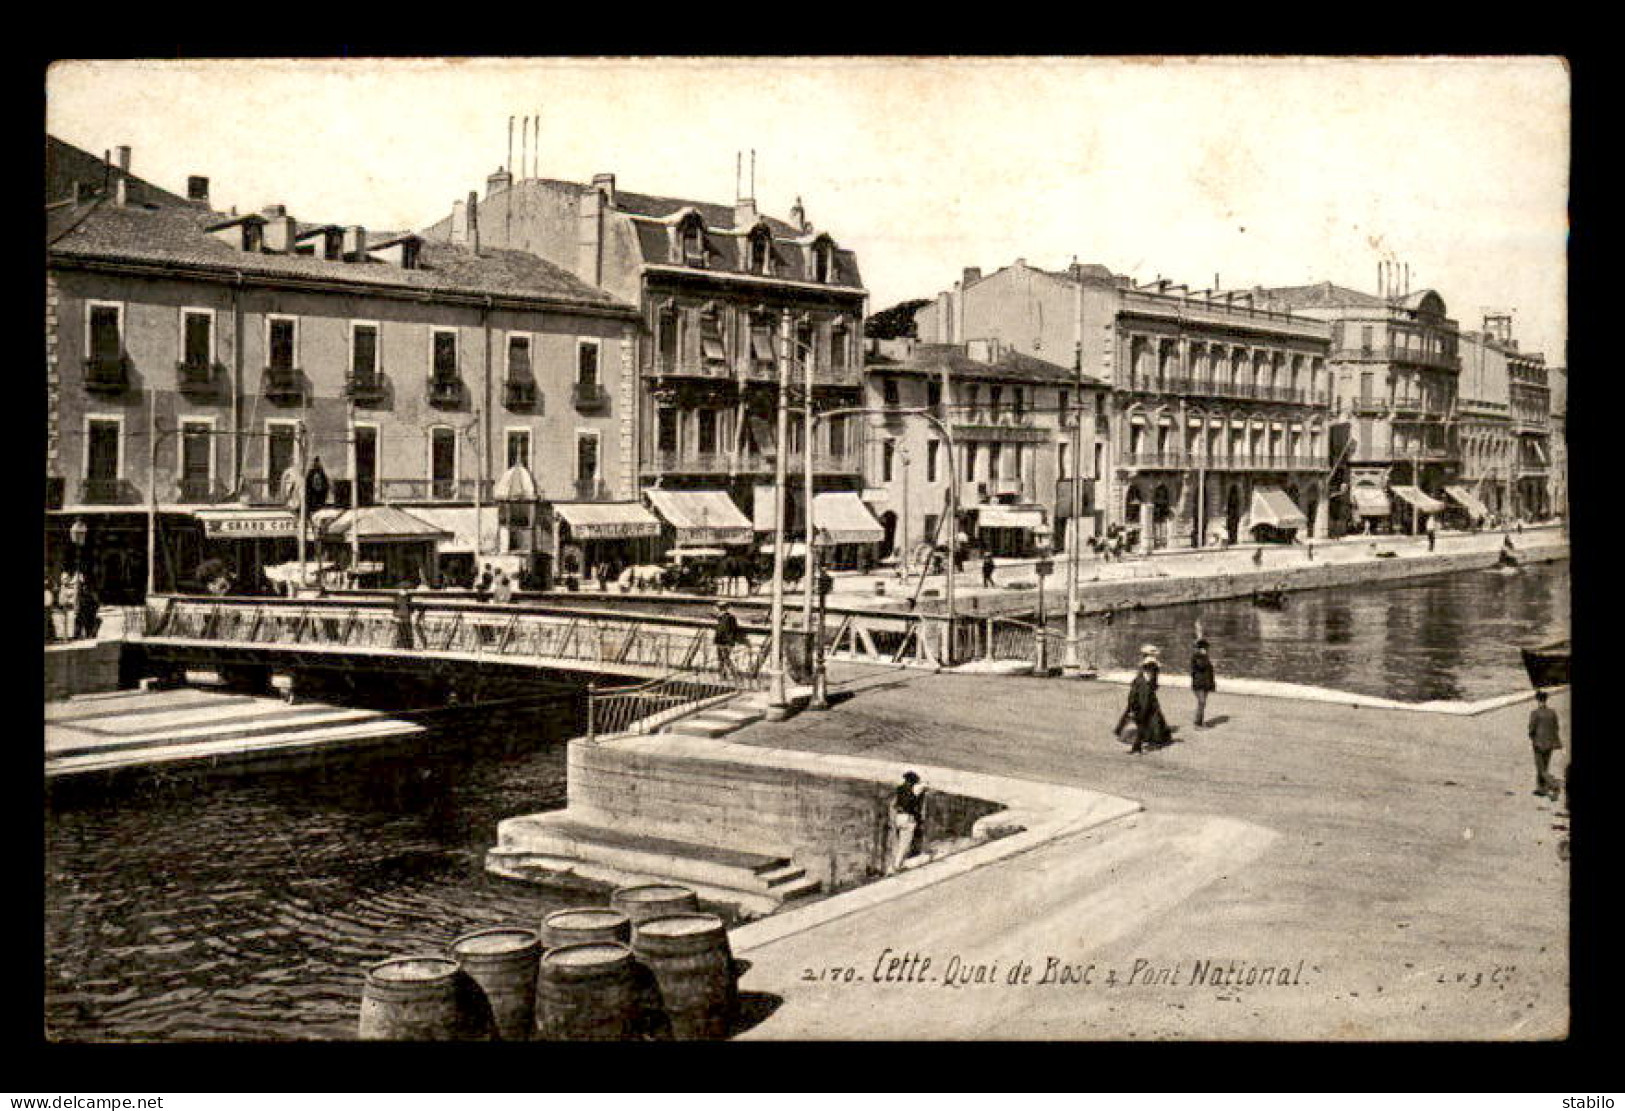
[1507, 341, 1554, 520]
[1455, 325, 1515, 521]
[423, 169, 874, 558]
[861, 338, 1108, 560]
[1251, 280, 1463, 534]
[1548, 363, 1567, 520]
[46, 139, 641, 600]
[917, 261, 1334, 549]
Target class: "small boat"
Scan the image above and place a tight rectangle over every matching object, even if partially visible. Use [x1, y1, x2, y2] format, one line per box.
[1521, 639, 1570, 689]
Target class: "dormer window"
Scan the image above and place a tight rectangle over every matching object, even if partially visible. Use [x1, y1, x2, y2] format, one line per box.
[401, 240, 421, 270]
[749, 229, 772, 275]
[243, 223, 264, 252]
[680, 216, 706, 267]
[813, 240, 834, 283]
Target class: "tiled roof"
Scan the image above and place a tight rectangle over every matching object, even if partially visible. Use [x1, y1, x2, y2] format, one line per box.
[47, 200, 636, 313]
[45, 135, 189, 208]
[1251, 282, 1385, 309]
[612, 188, 803, 238]
[867, 343, 1106, 388]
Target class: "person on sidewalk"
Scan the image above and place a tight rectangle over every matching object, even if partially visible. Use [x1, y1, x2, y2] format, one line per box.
[74, 577, 101, 641]
[714, 602, 743, 679]
[58, 568, 80, 640]
[1117, 650, 1171, 755]
[1528, 691, 1563, 800]
[491, 571, 513, 605]
[1427, 523, 1438, 552]
[887, 771, 926, 874]
[981, 554, 996, 589]
[1191, 638, 1217, 728]
[44, 575, 56, 643]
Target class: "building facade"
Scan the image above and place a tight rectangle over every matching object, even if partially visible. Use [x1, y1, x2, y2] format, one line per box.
[1455, 327, 1515, 520]
[1252, 281, 1463, 534]
[423, 170, 871, 559]
[1547, 363, 1567, 519]
[917, 261, 1334, 548]
[46, 141, 640, 599]
[861, 338, 1107, 561]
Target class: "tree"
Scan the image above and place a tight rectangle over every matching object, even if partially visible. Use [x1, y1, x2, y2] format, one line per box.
[863, 298, 931, 340]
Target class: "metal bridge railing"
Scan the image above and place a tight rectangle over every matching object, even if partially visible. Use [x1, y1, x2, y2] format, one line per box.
[144, 597, 773, 688]
[586, 673, 738, 740]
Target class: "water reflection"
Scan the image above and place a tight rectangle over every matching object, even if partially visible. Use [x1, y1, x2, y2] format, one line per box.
[1069, 561, 1568, 703]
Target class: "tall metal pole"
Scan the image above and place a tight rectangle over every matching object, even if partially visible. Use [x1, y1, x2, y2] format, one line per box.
[348, 398, 360, 582]
[941, 359, 957, 657]
[1064, 383, 1083, 671]
[800, 329, 820, 704]
[146, 397, 158, 598]
[765, 311, 792, 712]
[296, 422, 309, 588]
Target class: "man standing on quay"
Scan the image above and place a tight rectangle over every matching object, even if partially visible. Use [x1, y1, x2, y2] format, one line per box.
[1528, 691, 1563, 800]
[888, 771, 926, 874]
[1191, 638, 1217, 728]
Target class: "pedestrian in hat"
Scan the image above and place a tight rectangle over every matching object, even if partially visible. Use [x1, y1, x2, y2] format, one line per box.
[1117, 650, 1171, 754]
[1528, 691, 1563, 801]
[714, 601, 743, 680]
[1190, 638, 1217, 728]
[887, 770, 926, 874]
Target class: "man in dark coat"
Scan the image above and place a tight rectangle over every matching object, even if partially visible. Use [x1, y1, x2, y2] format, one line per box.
[1191, 638, 1217, 728]
[714, 602, 743, 679]
[1117, 652, 1171, 755]
[1528, 690, 1563, 800]
[981, 554, 996, 589]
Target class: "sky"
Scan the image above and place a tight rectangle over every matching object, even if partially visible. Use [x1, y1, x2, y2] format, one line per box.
[47, 56, 1570, 360]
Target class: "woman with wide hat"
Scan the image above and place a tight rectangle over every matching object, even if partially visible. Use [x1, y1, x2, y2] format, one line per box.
[1117, 644, 1171, 754]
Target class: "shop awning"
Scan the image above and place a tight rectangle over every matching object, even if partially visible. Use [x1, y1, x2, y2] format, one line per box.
[407, 506, 502, 554]
[1390, 485, 1447, 514]
[493, 465, 538, 502]
[318, 506, 452, 543]
[1351, 486, 1392, 517]
[1249, 486, 1308, 530]
[1444, 485, 1489, 521]
[193, 507, 299, 538]
[553, 501, 661, 541]
[812, 492, 885, 545]
[978, 505, 1046, 530]
[645, 488, 754, 546]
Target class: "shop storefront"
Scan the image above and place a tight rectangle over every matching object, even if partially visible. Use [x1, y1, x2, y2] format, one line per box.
[191, 506, 301, 594]
[1248, 485, 1309, 543]
[1390, 485, 1448, 534]
[552, 501, 662, 582]
[646, 488, 754, 552]
[975, 504, 1048, 558]
[1443, 485, 1490, 528]
[316, 506, 451, 589]
[1347, 482, 1393, 535]
[753, 489, 885, 570]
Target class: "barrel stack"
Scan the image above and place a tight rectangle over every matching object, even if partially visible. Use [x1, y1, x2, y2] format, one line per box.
[449, 927, 543, 1041]
[633, 913, 739, 1040]
[359, 956, 493, 1041]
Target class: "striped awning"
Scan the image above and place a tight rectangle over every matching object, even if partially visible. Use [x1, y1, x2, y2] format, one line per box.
[1444, 485, 1489, 520]
[1351, 486, 1391, 517]
[1391, 485, 1447, 514]
[553, 501, 661, 541]
[1249, 486, 1308, 530]
[811, 492, 885, 545]
[645, 488, 754, 546]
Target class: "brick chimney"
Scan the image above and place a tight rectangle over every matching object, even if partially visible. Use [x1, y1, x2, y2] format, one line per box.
[187, 176, 210, 205]
[577, 183, 605, 286]
[963, 267, 982, 287]
[342, 226, 368, 260]
[466, 191, 480, 255]
[115, 145, 131, 173]
[114, 176, 128, 207]
[486, 166, 513, 197]
[449, 198, 469, 246]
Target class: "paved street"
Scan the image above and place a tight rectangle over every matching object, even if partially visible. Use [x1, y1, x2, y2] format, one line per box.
[726, 670, 1570, 1040]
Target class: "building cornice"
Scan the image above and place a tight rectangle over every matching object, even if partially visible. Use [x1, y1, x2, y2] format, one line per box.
[640, 263, 865, 299]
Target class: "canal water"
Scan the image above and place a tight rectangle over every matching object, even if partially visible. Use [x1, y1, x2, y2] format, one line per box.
[1064, 559, 1570, 703]
[44, 561, 1568, 1041]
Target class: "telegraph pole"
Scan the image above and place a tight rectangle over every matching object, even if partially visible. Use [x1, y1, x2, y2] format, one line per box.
[799, 326, 825, 708]
[765, 311, 792, 715]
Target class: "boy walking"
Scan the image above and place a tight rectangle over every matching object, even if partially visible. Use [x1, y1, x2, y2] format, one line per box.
[1190, 638, 1217, 728]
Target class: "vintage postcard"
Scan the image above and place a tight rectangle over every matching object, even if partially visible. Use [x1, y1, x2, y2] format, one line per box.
[43, 55, 1569, 1043]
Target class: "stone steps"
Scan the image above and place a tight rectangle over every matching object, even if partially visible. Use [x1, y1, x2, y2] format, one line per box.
[490, 812, 821, 919]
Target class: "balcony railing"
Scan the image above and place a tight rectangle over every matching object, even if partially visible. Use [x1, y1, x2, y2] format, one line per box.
[651, 359, 733, 381]
[1348, 398, 1453, 420]
[427, 375, 464, 408]
[79, 478, 131, 504]
[83, 355, 131, 392]
[573, 381, 610, 411]
[345, 370, 388, 405]
[175, 478, 231, 503]
[1120, 375, 1328, 407]
[503, 377, 540, 412]
[646, 451, 731, 475]
[176, 359, 225, 395]
[263, 366, 303, 401]
[784, 448, 863, 474]
[1331, 344, 1460, 371]
[379, 478, 493, 503]
[1119, 452, 1328, 472]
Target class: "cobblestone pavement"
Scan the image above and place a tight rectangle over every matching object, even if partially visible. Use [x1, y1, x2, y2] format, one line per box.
[725, 670, 1570, 1040]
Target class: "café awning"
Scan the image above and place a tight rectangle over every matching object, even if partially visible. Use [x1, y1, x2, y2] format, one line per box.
[1390, 485, 1447, 515]
[811, 492, 885, 545]
[318, 506, 452, 543]
[645, 488, 754, 546]
[1444, 485, 1489, 520]
[1350, 486, 1391, 517]
[407, 506, 502, 554]
[1249, 486, 1308, 530]
[193, 506, 298, 538]
[553, 501, 661, 541]
[978, 505, 1046, 530]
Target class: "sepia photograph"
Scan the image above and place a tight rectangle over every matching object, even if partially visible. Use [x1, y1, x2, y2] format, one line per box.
[42, 55, 1571, 1044]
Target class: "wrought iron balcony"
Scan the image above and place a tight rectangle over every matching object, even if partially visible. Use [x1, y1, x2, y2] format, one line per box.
[649, 359, 733, 381]
[377, 478, 493, 503]
[427, 374, 464, 408]
[263, 366, 303, 401]
[345, 369, 388, 405]
[176, 359, 225, 395]
[82, 355, 131, 392]
[645, 451, 731, 475]
[503, 377, 540, 412]
[573, 381, 610, 411]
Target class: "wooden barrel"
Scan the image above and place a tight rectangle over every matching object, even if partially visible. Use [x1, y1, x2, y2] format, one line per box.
[534, 942, 639, 1041]
[541, 908, 631, 950]
[359, 956, 490, 1041]
[632, 913, 738, 1040]
[611, 883, 699, 925]
[449, 926, 542, 1042]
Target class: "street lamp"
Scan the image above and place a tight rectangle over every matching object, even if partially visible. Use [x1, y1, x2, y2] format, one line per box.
[1032, 524, 1055, 676]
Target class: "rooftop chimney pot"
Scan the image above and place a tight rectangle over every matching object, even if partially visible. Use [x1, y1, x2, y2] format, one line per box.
[187, 175, 210, 204]
[486, 167, 513, 198]
[115, 146, 130, 173]
[592, 173, 616, 207]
